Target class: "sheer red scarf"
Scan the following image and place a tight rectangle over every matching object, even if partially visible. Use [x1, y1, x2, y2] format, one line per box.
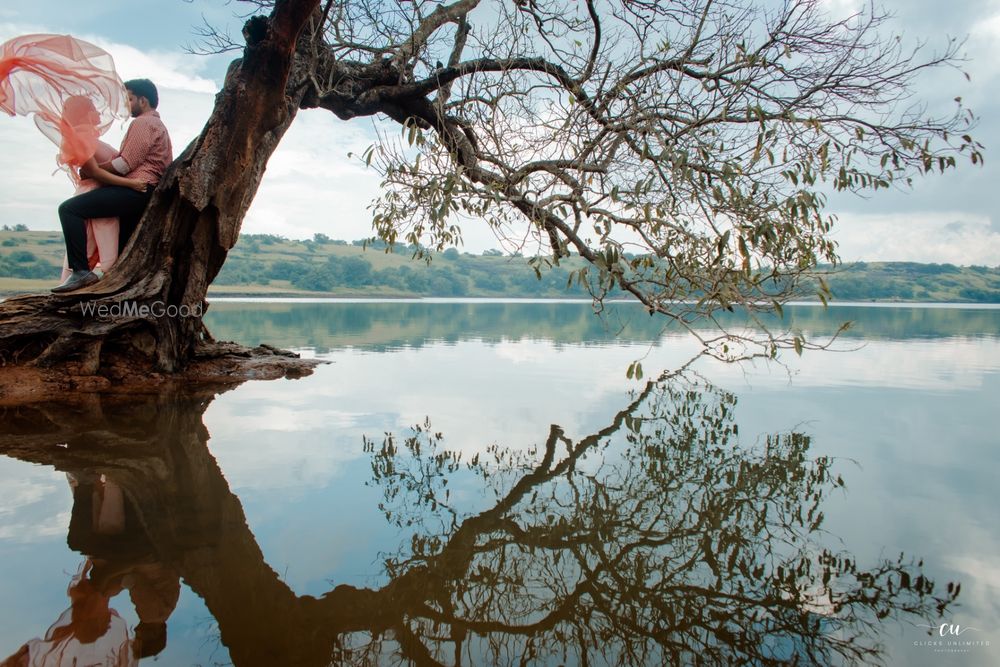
[0, 34, 127, 175]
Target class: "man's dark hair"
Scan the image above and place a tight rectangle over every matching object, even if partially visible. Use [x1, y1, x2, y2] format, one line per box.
[124, 79, 159, 109]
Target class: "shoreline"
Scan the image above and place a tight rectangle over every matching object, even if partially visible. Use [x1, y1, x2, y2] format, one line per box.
[3, 280, 999, 308]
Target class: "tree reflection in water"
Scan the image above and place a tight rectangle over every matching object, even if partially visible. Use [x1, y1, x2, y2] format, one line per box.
[362, 374, 955, 666]
[0, 374, 957, 666]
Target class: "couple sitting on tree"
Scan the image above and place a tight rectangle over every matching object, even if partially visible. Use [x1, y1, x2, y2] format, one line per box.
[0, 34, 173, 294]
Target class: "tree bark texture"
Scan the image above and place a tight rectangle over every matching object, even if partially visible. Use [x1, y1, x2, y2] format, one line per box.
[0, 0, 324, 401]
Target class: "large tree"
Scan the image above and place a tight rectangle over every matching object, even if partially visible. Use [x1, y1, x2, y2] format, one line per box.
[0, 0, 981, 400]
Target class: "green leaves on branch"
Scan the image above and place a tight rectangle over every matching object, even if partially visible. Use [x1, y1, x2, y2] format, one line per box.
[345, 0, 981, 361]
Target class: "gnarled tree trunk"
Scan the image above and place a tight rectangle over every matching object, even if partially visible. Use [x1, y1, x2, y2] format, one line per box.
[0, 1, 324, 403]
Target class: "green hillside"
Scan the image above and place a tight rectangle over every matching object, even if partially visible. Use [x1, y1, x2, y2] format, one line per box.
[812, 262, 1000, 302]
[2, 228, 999, 302]
[0, 229, 598, 299]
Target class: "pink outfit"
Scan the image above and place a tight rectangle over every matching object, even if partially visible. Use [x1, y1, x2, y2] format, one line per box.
[20, 561, 137, 667]
[0, 34, 127, 280]
[23, 608, 133, 667]
[0, 34, 127, 173]
[60, 142, 120, 280]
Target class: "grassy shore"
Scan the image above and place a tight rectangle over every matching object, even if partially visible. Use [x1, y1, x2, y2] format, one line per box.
[3, 230, 999, 302]
[0, 278, 421, 299]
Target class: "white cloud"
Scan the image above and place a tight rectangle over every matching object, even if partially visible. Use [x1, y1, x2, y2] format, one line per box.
[818, 0, 864, 19]
[199, 337, 700, 494]
[93, 41, 219, 95]
[944, 553, 1000, 618]
[830, 212, 1000, 265]
[241, 113, 383, 241]
[0, 21, 44, 36]
[971, 9, 1000, 42]
[968, 10, 1000, 82]
[0, 23, 220, 94]
[0, 510, 70, 542]
[707, 334, 1000, 392]
[0, 463, 71, 543]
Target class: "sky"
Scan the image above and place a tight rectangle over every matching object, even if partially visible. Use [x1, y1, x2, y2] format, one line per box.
[1, 0, 998, 264]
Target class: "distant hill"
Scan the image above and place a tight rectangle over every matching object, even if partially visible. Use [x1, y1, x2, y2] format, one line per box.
[2, 229, 998, 302]
[813, 261, 1000, 303]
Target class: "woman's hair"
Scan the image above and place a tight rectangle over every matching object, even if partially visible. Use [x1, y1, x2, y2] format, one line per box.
[124, 78, 158, 109]
[66, 578, 113, 643]
[61, 95, 99, 125]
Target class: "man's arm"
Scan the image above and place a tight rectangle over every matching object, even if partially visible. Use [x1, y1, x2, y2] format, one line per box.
[79, 160, 118, 179]
[87, 155, 128, 176]
[81, 157, 147, 191]
[107, 155, 130, 175]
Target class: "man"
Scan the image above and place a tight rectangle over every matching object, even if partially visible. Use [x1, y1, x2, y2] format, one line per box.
[52, 78, 173, 294]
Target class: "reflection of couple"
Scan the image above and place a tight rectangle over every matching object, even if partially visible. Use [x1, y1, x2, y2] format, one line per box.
[0, 34, 173, 294]
[1, 561, 133, 667]
[1, 474, 179, 667]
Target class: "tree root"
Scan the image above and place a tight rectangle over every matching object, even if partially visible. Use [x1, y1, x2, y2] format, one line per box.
[0, 339, 325, 406]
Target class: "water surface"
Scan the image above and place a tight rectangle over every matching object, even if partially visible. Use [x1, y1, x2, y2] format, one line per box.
[0, 301, 997, 665]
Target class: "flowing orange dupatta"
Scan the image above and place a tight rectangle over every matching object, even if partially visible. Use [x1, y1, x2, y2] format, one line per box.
[0, 34, 127, 174]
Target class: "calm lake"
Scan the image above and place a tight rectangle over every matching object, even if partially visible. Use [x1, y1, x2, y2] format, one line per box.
[1, 301, 998, 666]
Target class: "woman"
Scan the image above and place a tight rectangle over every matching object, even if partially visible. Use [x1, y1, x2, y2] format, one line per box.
[55, 96, 146, 280]
[1, 34, 141, 280]
[0, 560, 135, 667]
